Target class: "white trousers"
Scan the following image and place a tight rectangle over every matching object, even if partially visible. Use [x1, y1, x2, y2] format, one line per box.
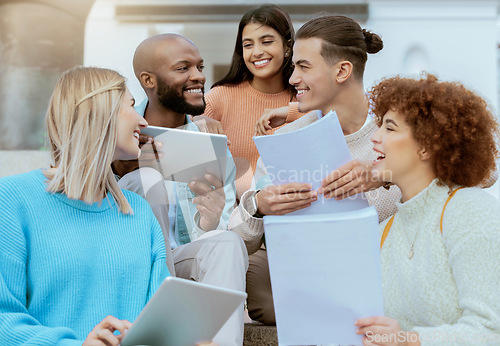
[119, 168, 248, 345]
[173, 230, 249, 346]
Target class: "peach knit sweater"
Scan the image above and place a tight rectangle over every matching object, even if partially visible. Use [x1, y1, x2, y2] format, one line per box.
[204, 81, 302, 199]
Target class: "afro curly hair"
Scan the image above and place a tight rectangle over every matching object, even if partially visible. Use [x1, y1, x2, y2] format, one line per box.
[369, 74, 499, 187]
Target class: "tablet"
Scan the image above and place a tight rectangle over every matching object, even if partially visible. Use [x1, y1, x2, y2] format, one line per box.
[140, 126, 228, 184]
[121, 276, 247, 346]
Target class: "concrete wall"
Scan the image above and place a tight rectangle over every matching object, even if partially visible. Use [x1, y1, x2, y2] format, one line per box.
[0, 0, 95, 150]
[365, 0, 498, 112]
[0, 150, 50, 177]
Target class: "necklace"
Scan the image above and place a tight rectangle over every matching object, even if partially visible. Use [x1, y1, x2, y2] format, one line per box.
[404, 188, 430, 259]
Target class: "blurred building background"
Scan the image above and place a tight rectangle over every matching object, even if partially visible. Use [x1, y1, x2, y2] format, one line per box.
[84, 0, 499, 112]
[1, 0, 500, 197]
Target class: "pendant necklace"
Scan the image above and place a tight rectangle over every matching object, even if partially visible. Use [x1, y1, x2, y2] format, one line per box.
[405, 188, 429, 260]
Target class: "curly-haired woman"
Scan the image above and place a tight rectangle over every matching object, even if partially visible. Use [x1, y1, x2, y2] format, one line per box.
[356, 74, 500, 345]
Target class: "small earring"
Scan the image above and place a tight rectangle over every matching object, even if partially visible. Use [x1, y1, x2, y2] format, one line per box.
[285, 52, 289, 57]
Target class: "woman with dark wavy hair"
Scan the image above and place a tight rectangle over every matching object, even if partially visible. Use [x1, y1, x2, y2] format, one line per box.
[202, 4, 303, 199]
[356, 74, 500, 345]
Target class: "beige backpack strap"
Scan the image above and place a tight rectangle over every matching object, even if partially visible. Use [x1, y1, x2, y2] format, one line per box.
[440, 187, 465, 233]
[380, 215, 395, 250]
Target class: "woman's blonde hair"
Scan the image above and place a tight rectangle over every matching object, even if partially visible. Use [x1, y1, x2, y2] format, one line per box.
[44, 66, 133, 214]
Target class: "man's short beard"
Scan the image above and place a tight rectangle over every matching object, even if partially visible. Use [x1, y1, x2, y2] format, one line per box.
[157, 78, 206, 116]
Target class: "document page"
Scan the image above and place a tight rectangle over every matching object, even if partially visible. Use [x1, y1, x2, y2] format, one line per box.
[253, 111, 369, 215]
[264, 207, 384, 345]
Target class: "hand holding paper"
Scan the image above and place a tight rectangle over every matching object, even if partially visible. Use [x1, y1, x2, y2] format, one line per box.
[355, 316, 411, 346]
[255, 183, 317, 216]
[253, 110, 369, 215]
[320, 159, 384, 200]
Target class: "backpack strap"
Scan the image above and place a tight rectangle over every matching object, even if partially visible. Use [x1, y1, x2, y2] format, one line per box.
[380, 215, 395, 249]
[440, 187, 465, 233]
[380, 187, 464, 250]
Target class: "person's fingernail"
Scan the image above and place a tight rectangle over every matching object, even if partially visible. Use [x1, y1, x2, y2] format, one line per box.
[318, 188, 323, 194]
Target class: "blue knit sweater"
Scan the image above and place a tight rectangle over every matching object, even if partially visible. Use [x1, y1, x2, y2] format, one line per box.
[0, 169, 169, 345]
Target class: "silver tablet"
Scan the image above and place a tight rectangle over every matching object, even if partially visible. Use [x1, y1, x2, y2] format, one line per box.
[140, 126, 228, 184]
[121, 276, 246, 346]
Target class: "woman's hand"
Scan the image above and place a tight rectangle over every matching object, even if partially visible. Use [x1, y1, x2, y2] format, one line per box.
[83, 315, 132, 346]
[254, 106, 290, 136]
[355, 316, 419, 346]
[190, 174, 226, 231]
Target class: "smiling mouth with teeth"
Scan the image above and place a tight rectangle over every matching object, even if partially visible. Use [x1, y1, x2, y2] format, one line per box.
[376, 154, 385, 161]
[185, 88, 202, 94]
[253, 59, 270, 67]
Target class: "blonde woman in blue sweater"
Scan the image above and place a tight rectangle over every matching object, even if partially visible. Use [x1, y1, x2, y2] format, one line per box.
[356, 74, 500, 345]
[0, 66, 169, 345]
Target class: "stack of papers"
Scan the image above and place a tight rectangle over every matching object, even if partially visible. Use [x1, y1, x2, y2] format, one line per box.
[253, 111, 369, 215]
[253, 111, 383, 345]
[264, 207, 383, 345]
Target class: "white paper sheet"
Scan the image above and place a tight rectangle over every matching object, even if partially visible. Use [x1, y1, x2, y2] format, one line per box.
[253, 111, 369, 215]
[264, 207, 384, 345]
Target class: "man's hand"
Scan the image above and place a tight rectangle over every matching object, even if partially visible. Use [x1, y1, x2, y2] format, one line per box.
[83, 315, 132, 346]
[319, 160, 384, 200]
[255, 183, 317, 215]
[112, 135, 163, 178]
[192, 115, 224, 135]
[254, 106, 290, 136]
[190, 174, 226, 231]
[356, 316, 419, 346]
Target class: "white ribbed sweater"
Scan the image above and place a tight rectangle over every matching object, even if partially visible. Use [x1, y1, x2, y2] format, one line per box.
[380, 180, 500, 345]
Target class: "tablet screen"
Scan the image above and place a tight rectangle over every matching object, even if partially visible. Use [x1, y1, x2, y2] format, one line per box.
[121, 277, 246, 346]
